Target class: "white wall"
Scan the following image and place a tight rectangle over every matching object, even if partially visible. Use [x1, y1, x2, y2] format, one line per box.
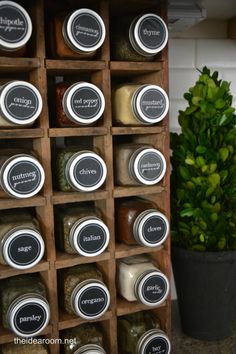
[169, 20, 236, 299]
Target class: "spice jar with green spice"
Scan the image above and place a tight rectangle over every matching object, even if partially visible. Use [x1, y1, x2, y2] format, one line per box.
[0, 274, 50, 337]
[61, 323, 106, 354]
[0, 209, 45, 269]
[118, 311, 171, 354]
[58, 263, 110, 320]
[112, 84, 169, 126]
[111, 13, 168, 61]
[1, 343, 49, 354]
[55, 147, 107, 192]
[55, 205, 110, 257]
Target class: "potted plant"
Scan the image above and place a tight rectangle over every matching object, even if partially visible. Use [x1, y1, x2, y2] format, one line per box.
[171, 66, 236, 340]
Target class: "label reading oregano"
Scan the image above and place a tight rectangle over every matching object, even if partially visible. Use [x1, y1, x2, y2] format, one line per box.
[77, 285, 108, 318]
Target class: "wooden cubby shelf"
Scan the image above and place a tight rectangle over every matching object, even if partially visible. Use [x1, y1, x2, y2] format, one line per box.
[0, 0, 170, 353]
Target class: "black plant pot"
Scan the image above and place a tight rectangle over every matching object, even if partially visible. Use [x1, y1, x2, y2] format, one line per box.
[172, 246, 236, 341]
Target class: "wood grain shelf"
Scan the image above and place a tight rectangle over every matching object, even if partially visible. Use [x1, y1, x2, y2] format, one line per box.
[49, 127, 108, 137]
[0, 325, 52, 344]
[0, 196, 46, 210]
[45, 59, 106, 73]
[52, 190, 110, 205]
[0, 57, 41, 72]
[0, 128, 44, 139]
[111, 126, 164, 135]
[115, 243, 162, 259]
[110, 61, 163, 74]
[113, 185, 165, 198]
[58, 310, 113, 331]
[116, 297, 166, 317]
[55, 251, 111, 269]
[0, 261, 50, 280]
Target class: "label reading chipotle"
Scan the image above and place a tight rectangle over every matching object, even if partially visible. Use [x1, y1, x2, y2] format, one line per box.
[142, 215, 167, 245]
[7, 232, 41, 267]
[77, 285, 108, 318]
[137, 152, 164, 182]
[71, 86, 102, 120]
[76, 222, 107, 255]
[14, 302, 47, 335]
[0, 4, 28, 44]
[143, 336, 169, 354]
[7, 161, 41, 195]
[140, 88, 166, 120]
[73, 156, 103, 188]
[138, 15, 166, 50]
[71, 12, 103, 49]
[5, 85, 39, 121]
[141, 274, 167, 304]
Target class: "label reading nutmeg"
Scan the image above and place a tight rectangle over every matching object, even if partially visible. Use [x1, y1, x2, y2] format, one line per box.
[71, 12, 103, 49]
[143, 336, 169, 354]
[0, 4, 28, 45]
[142, 274, 167, 304]
[14, 302, 47, 335]
[138, 15, 166, 51]
[7, 160, 41, 195]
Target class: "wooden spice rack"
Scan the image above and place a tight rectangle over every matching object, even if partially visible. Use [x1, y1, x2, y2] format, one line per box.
[0, 0, 170, 353]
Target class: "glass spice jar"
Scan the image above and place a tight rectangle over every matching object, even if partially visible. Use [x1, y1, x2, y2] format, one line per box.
[1, 343, 49, 354]
[0, 1, 32, 56]
[116, 198, 169, 247]
[62, 323, 106, 354]
[55, 147, 107, 192]
[117, 255, 169, 306]
[0, 274, 50, 337]
[56, 205, 109, 257]
[52, 8, 106, 59]
[0, 150, 45, 198]
[114, 144, 166, 186]
[111, 13, 168, 61]
[118, 311, 171, 354]
[0, 209, 45, 269]
[58, 264, 110, 320]
[56, 81, 105, 127]
[112, 84, 169, 126]
[0, 80, 42, 128]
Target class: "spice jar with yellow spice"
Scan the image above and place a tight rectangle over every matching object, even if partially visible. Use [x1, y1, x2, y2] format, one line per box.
[112, 84, 169, 126]
[52, 8, 106, 59]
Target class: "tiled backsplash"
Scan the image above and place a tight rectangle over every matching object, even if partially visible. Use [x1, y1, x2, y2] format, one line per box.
[169, 38, 236, 134]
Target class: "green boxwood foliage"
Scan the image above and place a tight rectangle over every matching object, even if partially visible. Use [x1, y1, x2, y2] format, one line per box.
[171, 66, 236, 251]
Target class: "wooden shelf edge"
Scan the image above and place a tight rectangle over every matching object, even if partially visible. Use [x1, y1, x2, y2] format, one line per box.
[0, 260, 50, 280]
[52, 190, 109, 205]
[115, 243, 162, 259]
[111, 126, 164, 135]
[116, 298, 166, 317]
[113, 185, 165, 198]
[49, 127, 108, 137]
[0, 325, 52, 344]
[58, 310, 113, 330]
[110, 61, 163, 73]
[55, 251, 111, 269]
[0, 196, 46, 210]
[0, 128, 44, 139]
[0, 57, 41, 71]
[45, 59, 107, 72]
